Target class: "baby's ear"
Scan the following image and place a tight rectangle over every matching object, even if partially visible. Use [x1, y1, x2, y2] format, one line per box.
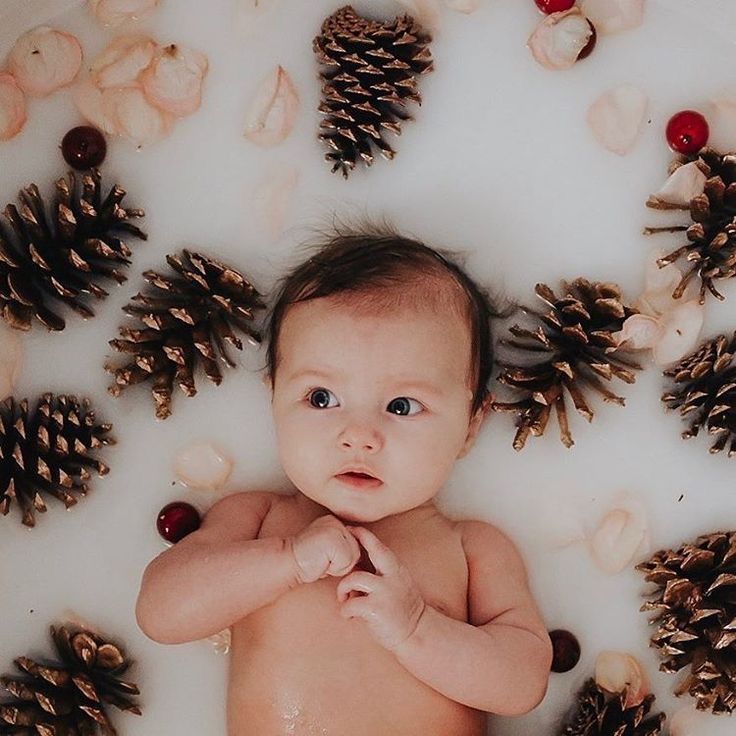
[457, 393, 494, 459]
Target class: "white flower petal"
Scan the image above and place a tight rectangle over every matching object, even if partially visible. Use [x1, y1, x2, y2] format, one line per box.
[649, 161, 706, 208]
[444, 0, 480, 13]
[102, 86, 173, 145]
[595, 651, 649, 708]
[0, 322, 23, 399]
[0, 73, 27, 141]
[243, 66, 299, 147]
[642, 249, 684, 301]
[141, 44, 208, 117]
[612, 314, 662, 351]
[652, 300, 705, 367]
[90, 0, 160, 27]
[91, 35, 157, 89]
[587, 84, 648, 155]
[528, 8, 593, 71]
[8, 26, 82, 97]
[173, 441, 233, 490]
[589, 503, 648, 575]
[581, 0, 644, 35]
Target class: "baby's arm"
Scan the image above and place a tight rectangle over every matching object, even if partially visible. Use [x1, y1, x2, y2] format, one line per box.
[136, 491, 297, 644]
[392, 521, 552, 716]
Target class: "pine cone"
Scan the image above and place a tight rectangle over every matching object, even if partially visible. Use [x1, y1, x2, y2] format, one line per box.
[492, 279, 641, 449]
[645, 148, 736, 303]
[0, 624, 140, 736]
[636, 531, 736, 715]
[0, 394, 114, 528]
[0, 169, 146, 332]
[106, 250, 265, 420]
[661, 332, 736, 455]
[560, 679, 665, 736]
[313, 5, 433, 178]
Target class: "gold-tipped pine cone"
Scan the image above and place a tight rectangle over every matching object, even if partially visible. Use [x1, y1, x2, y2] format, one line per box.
[636, 531, 736, 715]
[0, 169, 146, 332]
[106, 250, 265, 420]
[0, 624, 140, 736]
[0, 394, 114, 528]
[661, 331, 736, 456]
[492, 278, 641, 450]
[313, 5, 433, 178]
[645, 148, 736, 304]
[560, 679, 665, 736]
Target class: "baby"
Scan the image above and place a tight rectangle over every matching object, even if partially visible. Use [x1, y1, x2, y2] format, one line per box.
[136, 229, 553, 735]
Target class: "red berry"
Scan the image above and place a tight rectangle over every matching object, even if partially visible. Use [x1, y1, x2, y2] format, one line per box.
[61, 126, 107, 170]
[157, 502, 201, 543]
[577, 21, 597, 61]
[549, 629, 581, 673]
[534, 0, 576, 14]
[665, 110, 709, 155]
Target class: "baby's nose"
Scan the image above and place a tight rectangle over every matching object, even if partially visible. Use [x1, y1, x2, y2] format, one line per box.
[338, 422, 383, 452]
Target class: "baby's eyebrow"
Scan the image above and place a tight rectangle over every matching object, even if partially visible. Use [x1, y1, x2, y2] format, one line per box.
[285, 369, 445, 397]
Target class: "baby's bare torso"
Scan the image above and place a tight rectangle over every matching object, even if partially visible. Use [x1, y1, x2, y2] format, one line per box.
[227, 493, 487, 736]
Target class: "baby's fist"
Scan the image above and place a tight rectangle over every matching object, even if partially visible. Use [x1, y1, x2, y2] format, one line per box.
[289, 515, 361, 585]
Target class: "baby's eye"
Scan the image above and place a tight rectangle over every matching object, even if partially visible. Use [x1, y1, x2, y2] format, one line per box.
[307, 387, 339, 409]
[386, 397, 423, 416]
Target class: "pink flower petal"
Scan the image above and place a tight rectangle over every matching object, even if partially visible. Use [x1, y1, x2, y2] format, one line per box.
[141, 43, 208, 118]
[581, 0, 644, 35]
[612, 313, 662, 351]
[589, 503, 648, 575]
[8, 26, 82, 97]
[396, 0, 442, 32]
[652, 300, 704, 367]
[528, 8, 593, 71]
[243, 65, 299, 147]
[254, 165, 300, 240]
[642, 249, 684, 305]
[90, 0, 160, 27]
[587, 84, 648, 155]
[173, 441, 233, 490]
[73, 78, 118, 134]
[595, 651, 649, 708]
[649, 161, 706, 208]
[0, 73, 27, 141]
[444, 0, 480, 12]
[0, 322, 23, 399]
[91, 35, 157, 89]
[102, 86, 173, 146]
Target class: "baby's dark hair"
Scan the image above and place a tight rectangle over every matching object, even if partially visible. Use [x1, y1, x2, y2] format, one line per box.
[265, 225, 505, 416]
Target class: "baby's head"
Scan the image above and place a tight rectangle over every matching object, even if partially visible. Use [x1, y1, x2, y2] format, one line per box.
[265, 227, 501, 523]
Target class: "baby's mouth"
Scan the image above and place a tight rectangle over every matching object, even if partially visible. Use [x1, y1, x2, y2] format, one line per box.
[335, 471, 383, 489]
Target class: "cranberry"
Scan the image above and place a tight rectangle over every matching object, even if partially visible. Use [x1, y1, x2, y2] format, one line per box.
[549, 629, 581, 673]
[534, 0, 576, 14]
[665, 110, 709, 155]
[156, 501, 201, 543]
[61, 126, 107, 170]
[577, 21, 597, 61]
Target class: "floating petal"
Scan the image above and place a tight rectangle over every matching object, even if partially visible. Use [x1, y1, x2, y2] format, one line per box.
[91, 34, 157, 89]
[595, 651, 649, 708]
[587, 84, 648, 155]
[173, 441, 233, 491]
[141, 43, 208, 117]
[8, 26, 82, 97]
[243, 65, 299, 147]
[528, 8, 593, 71]
[0, 73, 27, 141]
[90, 0, 161, 27]
[581, 0, 644, 35]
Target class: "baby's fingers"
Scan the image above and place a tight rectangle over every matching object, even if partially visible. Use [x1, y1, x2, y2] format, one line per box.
[336, 571, 376, 603]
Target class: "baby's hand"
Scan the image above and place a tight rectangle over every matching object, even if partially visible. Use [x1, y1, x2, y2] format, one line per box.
[289, 515, 361, 584]
[336, 526, 426, 652]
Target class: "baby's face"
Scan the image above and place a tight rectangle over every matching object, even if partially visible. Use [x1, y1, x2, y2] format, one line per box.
[269, 295, 485, 523]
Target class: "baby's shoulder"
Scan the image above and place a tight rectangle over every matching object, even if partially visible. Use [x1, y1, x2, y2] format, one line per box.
[455, 518, 526, 570]
[200, 490, 282, 540]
